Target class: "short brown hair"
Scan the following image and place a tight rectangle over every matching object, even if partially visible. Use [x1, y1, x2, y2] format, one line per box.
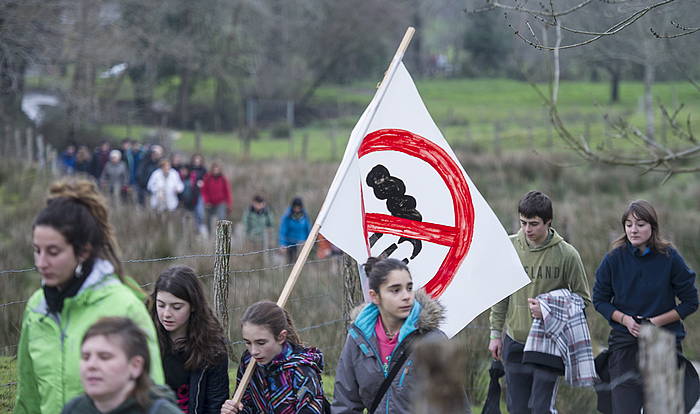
[82, 317, 152, 410]
[518, 191, 553, 224]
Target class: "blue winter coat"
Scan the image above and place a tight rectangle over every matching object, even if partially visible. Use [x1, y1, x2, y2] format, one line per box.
[278, 207, 311, 247]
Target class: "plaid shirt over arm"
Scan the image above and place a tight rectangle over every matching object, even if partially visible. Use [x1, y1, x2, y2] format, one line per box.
[524, 289, 598, 387]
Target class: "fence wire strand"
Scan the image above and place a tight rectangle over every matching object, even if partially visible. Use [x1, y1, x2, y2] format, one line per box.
[0, 241, 315, 276]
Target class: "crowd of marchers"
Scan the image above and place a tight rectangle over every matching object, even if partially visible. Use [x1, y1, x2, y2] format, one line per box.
[13, 174, 698, 413]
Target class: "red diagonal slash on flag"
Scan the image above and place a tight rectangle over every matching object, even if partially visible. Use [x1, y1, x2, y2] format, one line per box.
[359, 128, 475, 298]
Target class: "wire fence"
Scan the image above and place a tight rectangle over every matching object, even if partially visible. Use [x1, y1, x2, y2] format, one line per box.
[0, 235, 494, 407]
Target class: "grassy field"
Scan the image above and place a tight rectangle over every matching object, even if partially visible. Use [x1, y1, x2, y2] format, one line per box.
[103, 78, 700, 163]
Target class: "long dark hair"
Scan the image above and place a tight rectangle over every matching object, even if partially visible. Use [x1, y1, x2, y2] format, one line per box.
[611, 200, 671, 254]
[33, 178, 124, 278]
[82, 317, 152, 410]
[241, 301, 302, 346]
[363, 257, 410, 294]
[150, 266, 228, 370]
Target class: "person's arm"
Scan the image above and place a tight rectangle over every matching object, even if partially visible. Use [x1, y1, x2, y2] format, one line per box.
[122, 163, 130, 187]
[204, 357, 230, 414]
[293, 365, 327, 414]
[174, 173, 184, 194]
[201, 177, 212, 205]
[592, 255, 617, 322]
[279, 216, 289, 247]
[224, 177, 233, 210]
[13, 312, 41, 414]
[147, 170, 159, 194]
[488, 296, 509, 360]
[666, 249, 699, 320]
[220, 358, 257, 414]
[592, 254, 644, 336]
[649, 249, 699, 327]
[304, 214, 311, 238]
[242, 209, 251, 236]
[331, 335, 364, 414]
[566, 248, 591, 307]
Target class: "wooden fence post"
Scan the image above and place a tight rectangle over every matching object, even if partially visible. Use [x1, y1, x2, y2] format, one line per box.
[213, 220, 232, 338]
[342, 254, 362, 330]
[412, 339, 469, 413]
[36, 134, 46, 169]
[2, 125, 8, 156]
[26, 127, 33, 163]
[14, 128, 21, 159]
[639, 324, 683, 414]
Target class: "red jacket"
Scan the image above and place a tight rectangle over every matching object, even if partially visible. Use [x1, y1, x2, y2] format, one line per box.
[201, 173, 232, 207]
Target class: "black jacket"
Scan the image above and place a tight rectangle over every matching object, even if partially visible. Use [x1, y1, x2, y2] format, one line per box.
[188, 357, 230, 414]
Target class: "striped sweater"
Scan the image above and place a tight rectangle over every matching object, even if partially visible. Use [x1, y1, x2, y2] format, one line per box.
[237, 343, 328, 413]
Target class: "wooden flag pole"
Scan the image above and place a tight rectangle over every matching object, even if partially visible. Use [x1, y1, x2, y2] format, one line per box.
[229, 26, 416, 407]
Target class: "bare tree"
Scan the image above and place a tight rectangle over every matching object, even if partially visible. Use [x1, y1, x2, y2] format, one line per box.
[0, 0, 63, 124]
[471, 0, 700, 177]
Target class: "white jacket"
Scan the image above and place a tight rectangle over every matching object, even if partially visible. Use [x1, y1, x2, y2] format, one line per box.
[147, 169, 184, 211]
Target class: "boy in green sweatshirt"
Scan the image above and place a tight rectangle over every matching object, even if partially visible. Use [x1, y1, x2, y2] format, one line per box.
[488, 190, 591, 414]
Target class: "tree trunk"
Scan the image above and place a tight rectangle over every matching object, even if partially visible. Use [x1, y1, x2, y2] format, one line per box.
[644, 59, 655, 142]
[411, 5, 423, 76]
[0, 58, 26, 124]
[610, 68, 620, 104]
[176, 68, 193, 129]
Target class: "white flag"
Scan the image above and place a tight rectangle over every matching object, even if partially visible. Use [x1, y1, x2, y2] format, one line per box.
[318, 63, 530, 338]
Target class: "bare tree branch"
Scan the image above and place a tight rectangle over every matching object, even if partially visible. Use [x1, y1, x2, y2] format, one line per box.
[650, 19, 700, 38]
[483, 0, 592, 18]
[492, 0, 676, 50]
[526, 80, 700, 175]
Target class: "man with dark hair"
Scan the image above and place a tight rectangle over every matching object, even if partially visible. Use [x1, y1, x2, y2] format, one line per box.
[488, 190, 591, 414]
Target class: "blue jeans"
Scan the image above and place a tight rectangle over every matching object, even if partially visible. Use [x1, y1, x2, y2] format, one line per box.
[206, 203, 227, 231]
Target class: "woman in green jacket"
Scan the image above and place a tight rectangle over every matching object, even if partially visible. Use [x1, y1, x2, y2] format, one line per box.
[14, 178, 164, 414]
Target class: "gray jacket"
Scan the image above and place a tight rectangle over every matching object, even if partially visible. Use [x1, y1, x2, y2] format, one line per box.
[331, 291, 447, 414]
[100, 161, 129, 191]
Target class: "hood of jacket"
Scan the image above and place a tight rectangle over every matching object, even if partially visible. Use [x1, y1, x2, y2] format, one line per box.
[281, 206, 308, 220]
[514, 227, 564, 252]
[350, 290, 445, 344]
[35, 259, 119, 315]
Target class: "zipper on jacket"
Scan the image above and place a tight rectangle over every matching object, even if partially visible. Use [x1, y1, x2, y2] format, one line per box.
[351, 326, 386, 376]
[194, 367, 206, 413]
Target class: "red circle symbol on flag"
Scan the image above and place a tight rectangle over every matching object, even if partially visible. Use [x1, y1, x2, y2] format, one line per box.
[358, 128, 475, 298]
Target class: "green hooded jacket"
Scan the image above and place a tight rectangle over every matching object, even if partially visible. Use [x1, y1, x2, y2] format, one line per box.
[14, 259, 164, 414]
[489, 228, 591, 343]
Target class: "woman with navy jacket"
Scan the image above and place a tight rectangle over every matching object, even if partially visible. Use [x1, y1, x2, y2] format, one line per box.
[593, 200, 698, 414]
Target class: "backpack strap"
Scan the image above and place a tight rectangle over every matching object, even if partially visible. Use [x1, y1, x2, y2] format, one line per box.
[368, 333, 417, 413]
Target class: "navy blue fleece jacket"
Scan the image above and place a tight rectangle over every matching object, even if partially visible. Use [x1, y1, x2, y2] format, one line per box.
[593, 242, 698, 339]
